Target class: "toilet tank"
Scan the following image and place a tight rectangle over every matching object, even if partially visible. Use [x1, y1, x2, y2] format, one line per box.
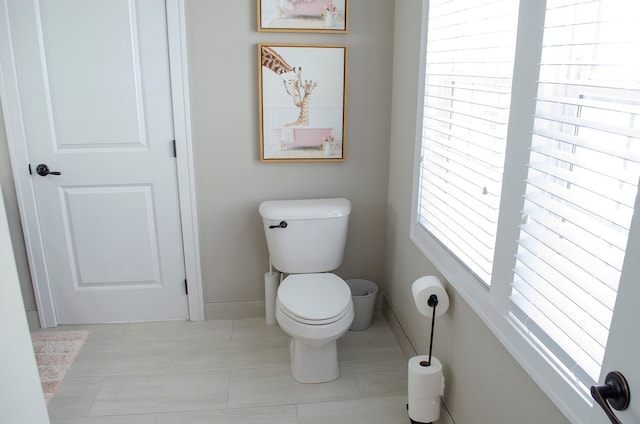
[259, 198, 351, 274]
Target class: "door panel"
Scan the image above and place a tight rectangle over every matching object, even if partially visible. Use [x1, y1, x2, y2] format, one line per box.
[6, 0, 188, 323]
[63, 185, 161, 286]
[588, 201, 640, 423]
[40, 0, 142, 147]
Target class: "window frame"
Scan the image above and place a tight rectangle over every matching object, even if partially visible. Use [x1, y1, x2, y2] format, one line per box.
[409, 1, 609, 422]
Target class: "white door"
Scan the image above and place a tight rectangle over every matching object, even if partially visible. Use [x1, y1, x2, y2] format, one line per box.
[4, 0, 188, 324]
[588, 201, 640, 423]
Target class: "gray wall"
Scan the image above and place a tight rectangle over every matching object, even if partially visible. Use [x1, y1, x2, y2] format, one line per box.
[384, 1, 570, 423]
[0, 179, 50, 423]
[0, 102, 35, 312]
[186, 0, 393, 311]
[0, 1, 573, 423]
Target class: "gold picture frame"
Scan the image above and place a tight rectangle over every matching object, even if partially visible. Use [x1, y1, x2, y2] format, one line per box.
[257, 0, 348, 33]
[258, 43, 348, 162]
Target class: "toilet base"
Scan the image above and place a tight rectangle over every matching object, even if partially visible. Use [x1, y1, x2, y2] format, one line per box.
[289, 338, 339, 383]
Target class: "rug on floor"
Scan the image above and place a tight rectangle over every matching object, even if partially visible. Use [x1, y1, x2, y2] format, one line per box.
[31, 330, 89, 404]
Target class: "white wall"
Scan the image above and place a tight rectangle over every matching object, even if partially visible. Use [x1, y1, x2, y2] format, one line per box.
[0, 180, 49, 423]
[384, 2, 570, 423]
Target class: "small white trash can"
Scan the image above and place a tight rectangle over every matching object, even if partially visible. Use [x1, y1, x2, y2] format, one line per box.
[346, 279, 378, 331]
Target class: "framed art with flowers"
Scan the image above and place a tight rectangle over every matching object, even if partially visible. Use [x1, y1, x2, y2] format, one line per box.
[257, 0, 348, 33]
[258, 43, 347, 162]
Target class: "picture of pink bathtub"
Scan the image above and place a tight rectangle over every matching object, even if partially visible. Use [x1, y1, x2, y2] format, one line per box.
[274, 127, 333, 150]
[278, 0, 325, 17]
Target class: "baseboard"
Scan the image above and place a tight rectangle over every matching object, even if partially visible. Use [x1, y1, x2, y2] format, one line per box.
[204, 300, 266, 320]
[437, 403, 455, 424]
[381, 294, 455, 424]
[25, 309, 41, 331]
[381, 294, 417, 359]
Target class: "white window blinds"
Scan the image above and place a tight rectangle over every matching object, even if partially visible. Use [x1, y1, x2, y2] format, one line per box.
[417, 0, 519, 284]
[510, 0, 640, 391]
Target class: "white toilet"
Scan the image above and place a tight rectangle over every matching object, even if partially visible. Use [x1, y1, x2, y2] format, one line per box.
[259, 198, 354, 383]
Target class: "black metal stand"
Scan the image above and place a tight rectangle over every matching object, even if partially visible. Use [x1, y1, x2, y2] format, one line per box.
[426, 294, 438, 366]
[407, 294, 439, 423]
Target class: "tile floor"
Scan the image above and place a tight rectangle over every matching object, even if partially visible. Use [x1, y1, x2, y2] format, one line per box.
[45, 313, 410, 423]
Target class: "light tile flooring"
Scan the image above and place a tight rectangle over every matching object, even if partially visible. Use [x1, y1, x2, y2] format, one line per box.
[45, 313, 410, 423]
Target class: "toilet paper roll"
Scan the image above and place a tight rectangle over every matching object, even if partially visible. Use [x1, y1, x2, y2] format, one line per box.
[412, 276, 449, 317]
[408, 394, 441, 423]
[408, 355, 444, 422]
[408, 355, 445, 399]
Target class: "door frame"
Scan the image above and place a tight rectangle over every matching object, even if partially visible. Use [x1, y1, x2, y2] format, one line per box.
[0, 0, 204, 327]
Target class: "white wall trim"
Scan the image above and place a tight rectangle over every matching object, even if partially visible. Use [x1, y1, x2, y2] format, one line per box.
[0, 0, 58, 327]
[204, 300, 266, 321]
[0, 0, 204, 326]
[166, 0, 205, 322]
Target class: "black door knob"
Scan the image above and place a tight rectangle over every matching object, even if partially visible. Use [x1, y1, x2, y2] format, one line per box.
[591, 371, 630, 424]
[36, 164, 61, 176]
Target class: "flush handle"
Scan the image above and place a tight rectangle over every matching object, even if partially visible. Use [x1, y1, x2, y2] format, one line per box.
[268, 221, 288, 229]
[591, 371, 630, 424]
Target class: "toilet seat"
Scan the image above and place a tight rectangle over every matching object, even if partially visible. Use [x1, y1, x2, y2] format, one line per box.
[277, 273, 352, 325]
[277, 298, 352, 326]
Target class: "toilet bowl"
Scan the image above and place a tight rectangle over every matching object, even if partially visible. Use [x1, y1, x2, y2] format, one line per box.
[275, 273, 354, 383]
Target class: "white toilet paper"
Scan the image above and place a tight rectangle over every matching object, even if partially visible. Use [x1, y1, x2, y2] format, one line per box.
[408, 395, 441, 423]
[412, 276, 449, 317]
[408, 355, 444, 422]
[408, 355, 444, 398]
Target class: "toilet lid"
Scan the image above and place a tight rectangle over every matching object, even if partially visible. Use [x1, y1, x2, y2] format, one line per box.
[278, 273, 352, 322]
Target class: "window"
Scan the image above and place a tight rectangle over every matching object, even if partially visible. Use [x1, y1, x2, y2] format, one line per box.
[417, 0, 519, 284]
[511, 0, 640, 394]
[412, 0, 640, 420]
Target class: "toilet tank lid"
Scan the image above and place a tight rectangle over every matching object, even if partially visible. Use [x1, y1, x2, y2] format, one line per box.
[259, 198, 351, 220]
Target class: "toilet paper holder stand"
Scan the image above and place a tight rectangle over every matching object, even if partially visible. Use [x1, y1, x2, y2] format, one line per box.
[407, 293, 440, 424]
[423, 294, 438, 367]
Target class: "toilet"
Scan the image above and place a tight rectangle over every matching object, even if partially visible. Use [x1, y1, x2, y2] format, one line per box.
[259, 198, 354, 383]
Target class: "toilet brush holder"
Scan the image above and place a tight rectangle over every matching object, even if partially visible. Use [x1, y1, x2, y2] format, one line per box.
[264, 271, 279, 325]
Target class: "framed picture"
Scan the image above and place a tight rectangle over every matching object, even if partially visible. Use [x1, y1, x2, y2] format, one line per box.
[258, 43, 347, 162]
[257, 0, 348, 33]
